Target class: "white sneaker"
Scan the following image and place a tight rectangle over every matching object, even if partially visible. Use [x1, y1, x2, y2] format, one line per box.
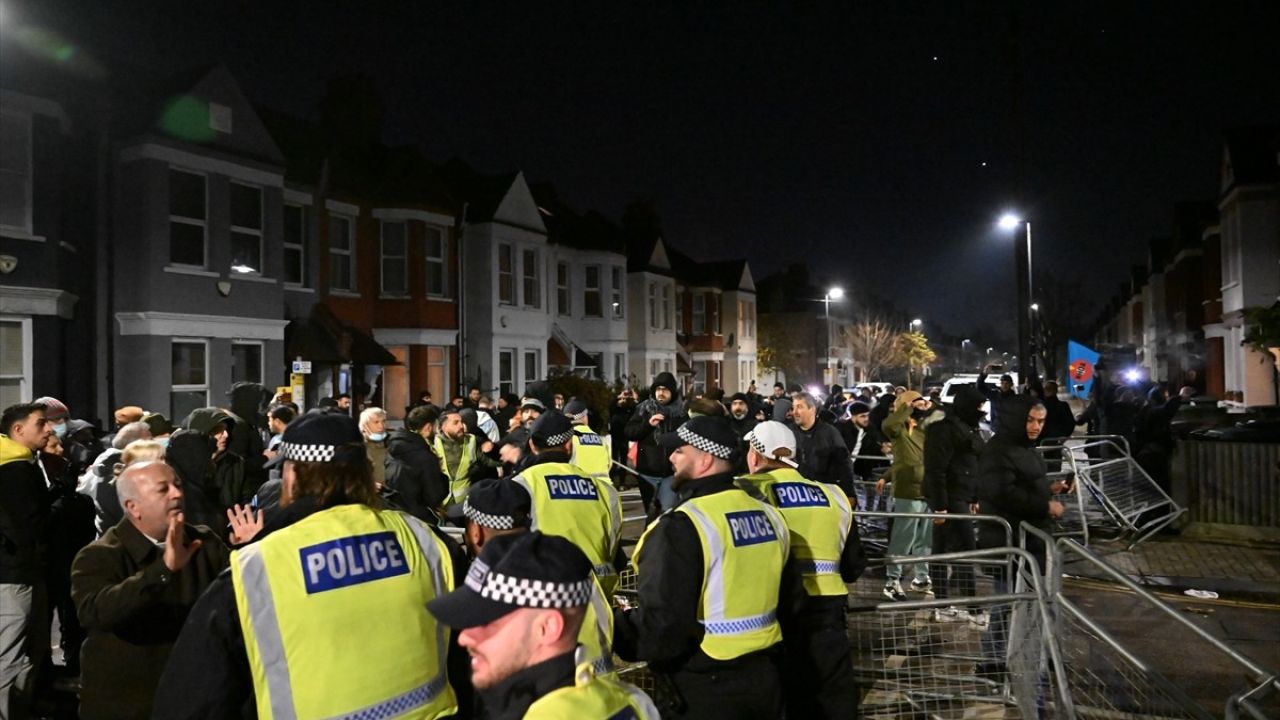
[909, 577, 934, 596]
[932, 606, 963, 622]
[966, 610, 990, 629]
[882, 580, 906, 601]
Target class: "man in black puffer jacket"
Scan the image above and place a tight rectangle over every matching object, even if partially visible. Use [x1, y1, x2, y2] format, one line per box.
[976, 395, 1068, 672]
[384, 405, 445, 523]
[624, 372, 685, 515]
[923, 386, 986, 619]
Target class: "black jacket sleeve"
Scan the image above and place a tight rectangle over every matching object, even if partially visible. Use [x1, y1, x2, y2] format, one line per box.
[152, 573, 254, 720]
[839, 516, 868, 583]
[624, 405, 655, 442]
[819, 425, 854, 494]
[611, 513, 704, 670]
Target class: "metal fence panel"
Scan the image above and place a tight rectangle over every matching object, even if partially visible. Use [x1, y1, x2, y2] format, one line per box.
[1177, 440, 1280, 528]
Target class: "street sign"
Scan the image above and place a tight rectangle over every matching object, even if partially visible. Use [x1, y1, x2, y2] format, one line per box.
[290, 373, 307, 412]
[292, 360, 312, 374]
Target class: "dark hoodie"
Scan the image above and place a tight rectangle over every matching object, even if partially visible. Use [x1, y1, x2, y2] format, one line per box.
[384, 428, 446, 522]
[923, 386, 987, 512]
[624, 372, 686, 476]
[226, 382, 271, 485]
[165, 429, 228, 532]
[976, 395, 1050, 553]
[176, 408, 254, 528]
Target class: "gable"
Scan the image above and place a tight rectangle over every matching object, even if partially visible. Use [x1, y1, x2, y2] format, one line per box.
[649, 238, 671, 270]
[738, 265, 756, 293]
[154, 65, 285, 166]
[491, 172, 546, 233]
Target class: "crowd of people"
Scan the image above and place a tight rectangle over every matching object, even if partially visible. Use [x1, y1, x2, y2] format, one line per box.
[0, 365, 1196, 719]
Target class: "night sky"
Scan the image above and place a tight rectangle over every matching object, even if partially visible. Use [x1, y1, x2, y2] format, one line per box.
[14, 1, 1280, 342]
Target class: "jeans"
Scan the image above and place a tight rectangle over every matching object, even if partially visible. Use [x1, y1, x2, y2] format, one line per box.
[933, 501, 977, 607]
[1, 582, 46, 720]
[980, 573, 1010, 663]
[885, 498, 932, 582]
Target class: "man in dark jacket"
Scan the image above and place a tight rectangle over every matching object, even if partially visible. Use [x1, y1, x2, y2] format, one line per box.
[624, 372, 685, 514]
[788, 393, 854, 495]
[923, 386, 986, 620]
[70, 461, 229, 720]
[384, 405, 446, 522]
[1, 403, 54, 717]
[976, 396, 1067, 671]
[1134, 385, 1192, 494]
[177, 408, 253, 533]
[727, 393, 758, 474]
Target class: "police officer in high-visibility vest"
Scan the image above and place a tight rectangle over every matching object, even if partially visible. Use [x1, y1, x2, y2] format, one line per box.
[738, 421, 867, 718]
[511, 412, 623, 596]
[152, 412, 472, 720]
[435, 407, 497, 509]
[458, 478, 616, 679]
[428, 532, 660, 719]
[613, 415, 797, 720]
[563, 399, 613, 483]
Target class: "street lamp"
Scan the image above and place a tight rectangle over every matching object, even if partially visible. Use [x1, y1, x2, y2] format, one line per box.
[823, 287, 844, 383]
[998, 212, 1034, 385]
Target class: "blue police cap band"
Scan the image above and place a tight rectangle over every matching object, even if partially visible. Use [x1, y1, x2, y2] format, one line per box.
[464, 558, 592, 609]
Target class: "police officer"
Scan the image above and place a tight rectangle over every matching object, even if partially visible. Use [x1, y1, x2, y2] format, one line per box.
[563, 399, 612, 483]
[459, 479, 616, 679]
[428, 532, 659, 719]
[613, 415, 794, 720]
[737, 421, 866, 718]
[153, 412, 471, 719]
[511, 412, 623, 595]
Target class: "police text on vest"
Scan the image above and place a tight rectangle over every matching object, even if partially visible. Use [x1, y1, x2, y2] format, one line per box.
[545, 474, 599, 500]
[725, 510, 779, 547]
[300, 531, 409, 594]
[771, 482, 830, 508]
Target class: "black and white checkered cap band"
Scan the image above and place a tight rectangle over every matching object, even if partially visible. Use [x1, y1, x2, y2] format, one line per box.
[541, 430, 574, 446]
[465, 566, 593, 609]
[279, 442, 337, 463]
[747, 432, 797, 466]
[463, 499, 517, 530]
[677, 424, 735, 460]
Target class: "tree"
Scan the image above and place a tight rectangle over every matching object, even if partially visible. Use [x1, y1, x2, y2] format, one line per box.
[895, 331, 937, 390]
[843, 317, 901, 382]
[759, 312, 811, 384]
[1032, 270, 1092, 383]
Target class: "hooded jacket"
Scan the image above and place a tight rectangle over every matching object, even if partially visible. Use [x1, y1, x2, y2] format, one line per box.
[384, 428, 446, 522]
[976, 395, 1050, 552]
[624, 372, 686, 476]
[0, 434, 50, 583]
[881, 401, 926, 499]
[923, 386, 986, 511]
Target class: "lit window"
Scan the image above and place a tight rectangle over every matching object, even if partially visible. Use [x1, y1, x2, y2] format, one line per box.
[229, 183, 262, 274]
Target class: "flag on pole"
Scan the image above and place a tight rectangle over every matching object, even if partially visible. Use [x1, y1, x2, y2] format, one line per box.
[1066, 340, 1100, 399]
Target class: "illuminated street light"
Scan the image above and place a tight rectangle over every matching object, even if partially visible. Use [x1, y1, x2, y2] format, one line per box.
[822, 287, 845, 380]
[997, 212, 1034, 383]
[998, 213, 1022, 230]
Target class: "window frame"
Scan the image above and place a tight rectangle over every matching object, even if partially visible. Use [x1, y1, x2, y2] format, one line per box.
[231, 340, 265, 385]
[171, 338, 210, 419]
[648, 283, 659, 329]
[228, 181, 264, 276]
[425, 225, 449, 298]
[692, 294, 706, 334]
[168, 168, 208, 269]
[498, 348, 516, 396]
[498, 244, 515, 306]
[584, 265, 603, 318]
[523, 348, 540, 386]
[521, 248, 540, 309]
[0, 316, 34, 406]
[379, 219, 409, 298]
[0, 111, 34, 235]
[711, 294, 721, 334]
[282, 203, 308, 287]
[328, 213, 356, 292]
[610, 266, 624, 319]
[661, 284, 672, 330]
[556, 261, 571, 316]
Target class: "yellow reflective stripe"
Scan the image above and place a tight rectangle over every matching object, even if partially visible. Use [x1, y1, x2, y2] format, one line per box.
[400, 514, 452, 672]
[588, 583, 614, 673]
[511, 475, 538, 531]
[325, 675, 448, 720]
[236, 544, 299, 720]
[601, 481, 623, 554]
[678, 502, 727, 622]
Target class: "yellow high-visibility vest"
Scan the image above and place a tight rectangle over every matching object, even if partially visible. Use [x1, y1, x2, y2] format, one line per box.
[514, 461, 623, 595]
[434, 433, 475, 507]
[523, 654, 660, 719]
[231, 503, 457, 720]
[634, 487, 789, 661]
[737, 467, 854, 597]
[569, 425, 613, 483]
[579, 576, 616, 678]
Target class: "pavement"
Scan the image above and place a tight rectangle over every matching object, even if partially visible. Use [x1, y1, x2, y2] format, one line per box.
[1063, 525, 1280, 603]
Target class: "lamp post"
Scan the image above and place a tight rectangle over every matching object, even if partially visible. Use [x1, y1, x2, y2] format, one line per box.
[998, 213, 1035, 385]
[823, 287, 844, 385]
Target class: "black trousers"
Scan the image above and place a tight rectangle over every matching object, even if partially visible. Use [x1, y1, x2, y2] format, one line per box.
[781, 600, 859, 719]
[665, 650, 783, 720]
[932, 500, 977, 607]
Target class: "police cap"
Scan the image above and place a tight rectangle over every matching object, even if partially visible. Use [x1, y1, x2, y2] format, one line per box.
[657, 415, 738, 461]
[265, 411, 365, 468]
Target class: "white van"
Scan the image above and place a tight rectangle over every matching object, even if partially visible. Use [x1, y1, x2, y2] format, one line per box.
[938, 373, 1018, 405]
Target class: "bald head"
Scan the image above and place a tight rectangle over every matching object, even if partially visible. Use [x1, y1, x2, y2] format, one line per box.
[118, 461, 184, 540]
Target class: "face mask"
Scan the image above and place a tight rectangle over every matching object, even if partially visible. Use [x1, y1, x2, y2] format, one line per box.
[53, 422, 68, 439]
[368, 432, 387, 443]
[156, 436, 171, 448]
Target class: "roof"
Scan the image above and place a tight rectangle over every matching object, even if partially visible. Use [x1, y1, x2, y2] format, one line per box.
[530, 183, 625, 254]
[625, 234, 673, 276]
[664, 247, 753, 292]
[1221, 125, 1280, 192]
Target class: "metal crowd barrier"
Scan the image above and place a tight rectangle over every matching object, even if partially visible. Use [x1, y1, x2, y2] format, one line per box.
[1044, 529, 1280, 720]
[1040, 437, 1186, 548]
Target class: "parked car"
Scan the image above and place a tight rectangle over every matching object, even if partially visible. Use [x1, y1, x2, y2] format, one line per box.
[938, 373, 1018, 405]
